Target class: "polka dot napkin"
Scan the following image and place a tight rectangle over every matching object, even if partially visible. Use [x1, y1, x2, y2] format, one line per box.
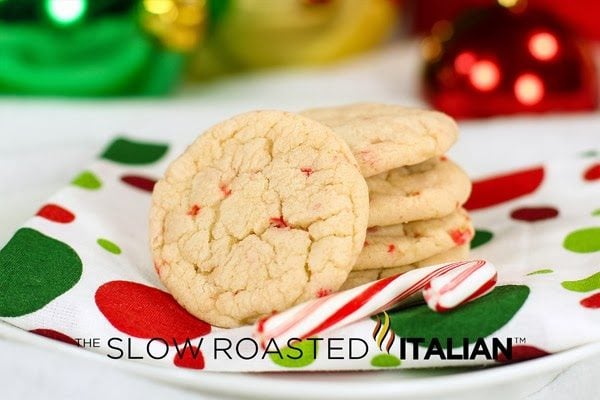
[0, 137, 598, 371]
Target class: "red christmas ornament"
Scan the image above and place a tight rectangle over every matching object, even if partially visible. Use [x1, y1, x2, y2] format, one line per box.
[411, 0, 600, 42]
[422, 7, 598, 119]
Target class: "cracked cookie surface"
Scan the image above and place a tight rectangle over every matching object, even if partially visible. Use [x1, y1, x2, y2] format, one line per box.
[367, 157, 471, 227]
[341, 244, 470, 290]
[301, 103, 458, 177]
[150, 110, 369, 328]
[354, 208, 473, 270]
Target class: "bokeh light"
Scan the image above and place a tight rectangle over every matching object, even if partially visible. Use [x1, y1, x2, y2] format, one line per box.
[44, 0, 87, 26]
[528, 31, 559, 61]
[454, 51, 476, 75]
[469, 60, 500, 91]
[497, 0, 520, 7]
[514, 73, 544, 105]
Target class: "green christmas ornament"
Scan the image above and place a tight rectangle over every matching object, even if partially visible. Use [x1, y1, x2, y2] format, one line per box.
[0, 0, 184, 96]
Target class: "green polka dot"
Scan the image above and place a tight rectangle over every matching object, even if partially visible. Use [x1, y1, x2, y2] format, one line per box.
[269, 339, 317, 368]
[563, 227, 600, 253]
[387, 285, 529, 348]
[71, 170, 102, 190]
[371, 353, 401, 368]
[0, 228, 82, 317]
[561, 272, 600, 293]
[526, 269, 553, 276]
[580, 150, 599, 158]
[97, 238, 121, 255]
[101, 137, 168, 165]
[592, 209, 600, 217]
[471, 229, 493, 249]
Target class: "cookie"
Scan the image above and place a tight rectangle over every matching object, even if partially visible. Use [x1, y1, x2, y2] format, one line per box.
[367, 156, 471, 227]
[354, 208, 473, 270]
[150, 110, 369, 328]
[301, 103, 458, 177]
[341, 244, 470, 290]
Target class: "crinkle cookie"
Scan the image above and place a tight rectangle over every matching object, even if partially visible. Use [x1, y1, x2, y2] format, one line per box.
[301, 103, 458, 177]
[150, 110, 369, 327]
[354, 208, 473, 270]
[367, 157, 471, 227]
[341, 244, 470, 290]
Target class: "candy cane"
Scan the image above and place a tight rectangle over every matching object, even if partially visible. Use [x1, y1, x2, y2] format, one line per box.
[255, 260, 497, 346]
[423, 260, 497, 312]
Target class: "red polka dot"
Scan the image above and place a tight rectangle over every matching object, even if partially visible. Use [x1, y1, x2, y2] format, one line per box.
[496, 345, 550, 363]
[510, 206, 559, 222]
[583, 163, 600, 181]
[580, 292, 600, 308]
[95, 281, 211, 344]
[36, 204, 75, 223]
[387, 244, 396, 253]
[30, 329, 79, 346]
[121, 175, 156, 192]
[465, 166, 544, 211]
[173, 345, 205, 369]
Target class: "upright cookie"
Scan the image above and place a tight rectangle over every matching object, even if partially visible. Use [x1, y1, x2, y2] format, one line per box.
[341, 244, 470, 290]
[301, 103, 458, 177]
[150, 110, 369, 328]
[367, 157, 472, 227]
[354, 208, 473, 270]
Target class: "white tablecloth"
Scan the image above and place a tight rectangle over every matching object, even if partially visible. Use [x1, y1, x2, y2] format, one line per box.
[0, 43, 598, 399]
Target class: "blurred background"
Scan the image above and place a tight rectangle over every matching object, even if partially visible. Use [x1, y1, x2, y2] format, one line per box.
[1, 0, 598, 119]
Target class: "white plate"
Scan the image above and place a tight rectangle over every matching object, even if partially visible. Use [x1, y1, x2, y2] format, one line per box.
[2, 320, 599, 400]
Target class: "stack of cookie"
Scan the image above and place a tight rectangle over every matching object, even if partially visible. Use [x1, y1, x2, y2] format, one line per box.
[150, 104, 473, 328]
[301, 103, 474, 290]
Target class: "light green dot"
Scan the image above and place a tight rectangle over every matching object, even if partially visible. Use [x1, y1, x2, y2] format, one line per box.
[563, 227, 600, 253]
[592, 209, 600, 217]
[371, 353, 401, 368]
[269, 339, 317, 368]
[71, 171, 102, 190]
[526, 269, 553, 276]
[562, 272, 600, 293]
[97, 238, 121, 255]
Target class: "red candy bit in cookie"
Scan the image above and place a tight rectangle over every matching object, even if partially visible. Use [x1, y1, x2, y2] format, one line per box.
[300, 167, 314, 177]
[316, 288, 332, 298]
[270, 216, 289, 229]
[219, 184, 232, 197]
[449, 228, 472, 245]
[187, 204, 201, 217]
[440, 155, 448, 161]
[387, 244, 396, 253]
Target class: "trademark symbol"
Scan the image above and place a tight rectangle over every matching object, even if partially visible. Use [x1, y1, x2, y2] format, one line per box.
[513, 337, 527, 344]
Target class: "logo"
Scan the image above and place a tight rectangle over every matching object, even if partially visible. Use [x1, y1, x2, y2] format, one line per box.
[372, 311, 395, 353]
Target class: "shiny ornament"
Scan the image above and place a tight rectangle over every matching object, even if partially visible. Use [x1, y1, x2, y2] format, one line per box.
[188, 0, 399, 78]
[412, 0, 600, 41]
[0, 16, 184, 96]
[423, 7, 598, 118]
[140, 0, 207, 52]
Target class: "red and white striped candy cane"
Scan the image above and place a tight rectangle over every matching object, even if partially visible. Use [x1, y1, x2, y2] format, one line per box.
[423, 260, 497, 312]
[255, 260, 497, 346]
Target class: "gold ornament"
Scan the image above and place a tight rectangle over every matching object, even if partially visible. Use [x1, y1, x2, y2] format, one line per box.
[140, 0, 206, 51]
